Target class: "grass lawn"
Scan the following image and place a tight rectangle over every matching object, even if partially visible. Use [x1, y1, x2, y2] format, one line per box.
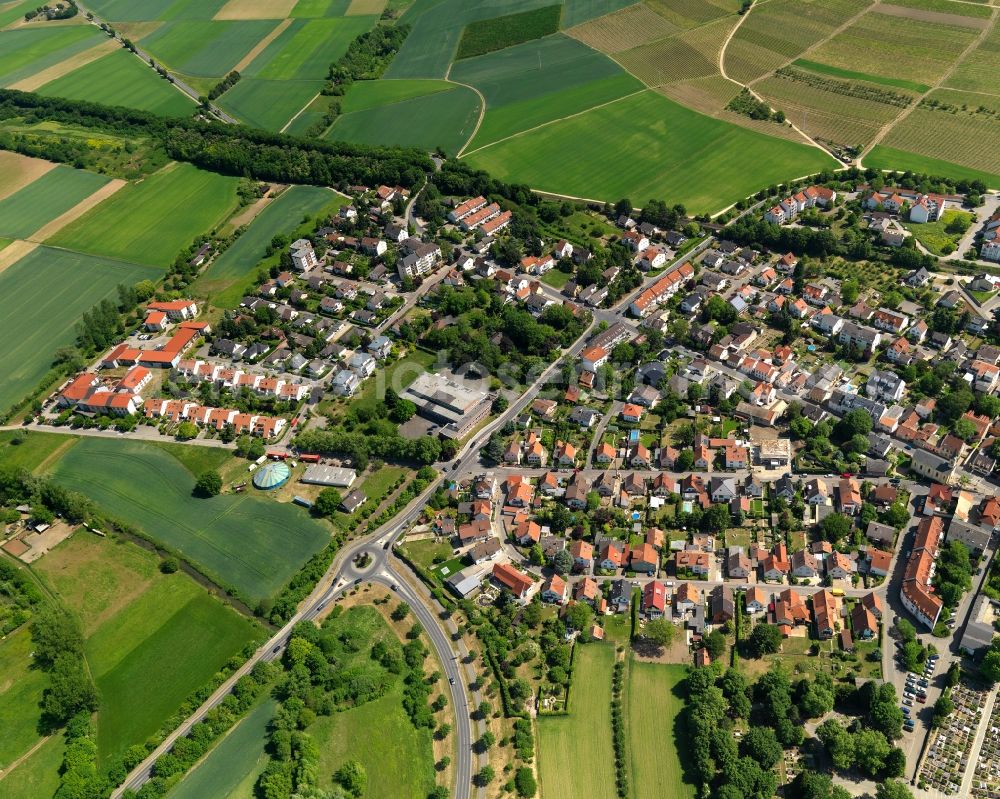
[194, 185, 338, 306]
[628, 660, 695, 799]
[401, 537, 453, 571]
[464, 90, 834, 213]
[0, 26, 103, 87]
[968, 288, 996, 304]
[326, 84, 480, 155]
[0, 246, 159, 416]
[541, 268, 573, 289]
[865, 145, 1000, 188]
[37, 49, 197, 117]
[0, 430, 78, 472]
[167, 697, 277, 799]
[0, 164, 110, 239]
[452, 34, 641, 150]
[332, 465, 407, 527]
[537, 643, 617, 799]
[0, 733, 65, 799]
[47, 438, 331, 603]
[48, 162, 240, 267]
[349, 347, 437, 412]
[0, 626, 51, 771]
[456, 5, 562, 59]
[903, 208, 974, 256]
[37, 532, 261, 762]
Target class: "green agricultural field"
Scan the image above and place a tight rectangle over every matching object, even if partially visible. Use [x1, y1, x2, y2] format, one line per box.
[340, 78, 453, 112]
[242, 17, 374, 80]
[168, 698, 277, 799]
[0, 627, 50, 772]
[37, 533, 261, 761]
[0, 734, 65, 799]
[387, 0, 560, 79]
[326, 84, 480, 154]
[37, 49, 196, 117]
[560, 0, 634, 28]
[0, 164, 109, 239]
[464, 90, 834, 212]
[218, 77, 326, 131]
[0, 246, 159, 415]
[139, 19, 278, 78]
[292, 0, 352, 16]
[83, 0, 229, 21]
[537, 643, 617, 799]
[792, 58, 929, 93]
[194, 184, 336, 304]
[0, 430, 77, 471]
[48, 438, 332, 603]
[48, 162, 240, 267]
[456, 5, 561, 59]
[628, 661, 695, 799]
[0, 26, 104, 87]
[450, 33, 642, 150]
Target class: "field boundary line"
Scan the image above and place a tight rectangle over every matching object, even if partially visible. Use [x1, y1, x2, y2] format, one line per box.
[0, 151, 57, 202]
[28, 178, 126, 242]
[0, 240, 39, 275]
[7, 38, 119, 92]
[716, 0, 846, 160]
[232, 18, 294, 74]
[444, 55, 487, 158]
[280, 89, 321, 134]
[860, 4, 999, 165]
[459, 88, 647, 158]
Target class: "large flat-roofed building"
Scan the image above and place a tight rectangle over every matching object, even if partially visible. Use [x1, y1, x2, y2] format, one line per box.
[300, 465, 357, 488]
[401, 372, 492, 439]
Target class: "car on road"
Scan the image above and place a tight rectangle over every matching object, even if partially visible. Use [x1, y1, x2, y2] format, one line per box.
[449, 677, 455, 685]
[391, 584, 398, 591]
[354, 578, 362, 585]
[383, 541, 390, 550]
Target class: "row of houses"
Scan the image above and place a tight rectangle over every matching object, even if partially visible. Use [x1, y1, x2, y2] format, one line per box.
[764, 185, 837, 225]
[57, 366, 152, 416]
[174, 360, 312, 401]
[143, 399, 286, 439]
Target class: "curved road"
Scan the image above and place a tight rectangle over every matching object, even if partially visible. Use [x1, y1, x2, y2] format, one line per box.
[111, 322, 595, 798]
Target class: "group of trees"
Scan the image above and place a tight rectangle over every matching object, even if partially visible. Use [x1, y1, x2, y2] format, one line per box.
[815, 681, 905, 779]
[933, 540, 974, 611]
[0, 90, 435, 189]
[31, 606, 97, 726]
[294, 427, 443, 468]
[0, 556, 44, 636]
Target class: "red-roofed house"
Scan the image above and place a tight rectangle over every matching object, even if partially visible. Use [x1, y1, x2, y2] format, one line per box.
[492, 563, 533, 600]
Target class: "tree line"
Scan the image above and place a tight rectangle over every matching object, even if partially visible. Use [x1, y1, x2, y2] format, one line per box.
[0, 90, 434, 189]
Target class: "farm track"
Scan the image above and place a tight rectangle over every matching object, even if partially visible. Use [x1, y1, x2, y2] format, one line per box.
[717, 0, 870, 160]
[445, 60, 487, 157]
[859, 4, 999, 165]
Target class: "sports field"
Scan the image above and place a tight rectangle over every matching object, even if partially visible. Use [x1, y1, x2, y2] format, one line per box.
[0, 626, 50, 772]
[139, 19, 278, 78]
[195, 184, 336, 305]
[37, 533, 261, 761]
[464, 90, 834, 212]
[0, 164, 109, 239]
[48, 162, 240, 267]
[0, 26, 104, 87]
[218, 77, 325, 130]
[451, 33, 642, 150]
[241, 16, 374, 79]
[326, 84, 480, 154]
[0, 246, 159, 415]
[48, 438, 332, 603]
[628, 661, 695, 799]
[168, 698, 277, 799]
[537, 643, 617, 799]
[37, 49, 196, 117]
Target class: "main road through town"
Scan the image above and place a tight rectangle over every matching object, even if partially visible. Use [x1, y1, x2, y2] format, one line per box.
[111, 326, 597, 799]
